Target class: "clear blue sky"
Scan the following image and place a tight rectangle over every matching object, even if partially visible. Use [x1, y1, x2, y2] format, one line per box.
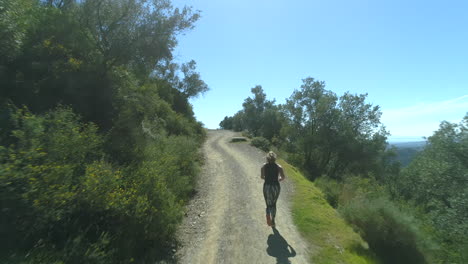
[172, 0, 468, 140]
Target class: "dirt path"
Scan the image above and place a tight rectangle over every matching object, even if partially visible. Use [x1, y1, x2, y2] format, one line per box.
[176, 130, 310, 264]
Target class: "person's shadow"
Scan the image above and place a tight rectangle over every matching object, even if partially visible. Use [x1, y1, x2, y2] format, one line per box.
[266, 227, 297, 264]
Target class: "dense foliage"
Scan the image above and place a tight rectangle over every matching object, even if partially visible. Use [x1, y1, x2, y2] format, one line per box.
[221, 79, 392, 180]
[394, 117, 468, 262]
[0, 0, 207, 262]
[250, 137, 270, 152]
[221, 79, 467, 263]
[340, 196, 431, 264]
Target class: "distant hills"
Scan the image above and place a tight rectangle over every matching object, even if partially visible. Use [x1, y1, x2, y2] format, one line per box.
[388, 141, 427, 167]
[390, 141, 427, 149]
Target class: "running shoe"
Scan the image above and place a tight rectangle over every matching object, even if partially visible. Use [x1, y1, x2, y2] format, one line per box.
[266, 214, 272, 226]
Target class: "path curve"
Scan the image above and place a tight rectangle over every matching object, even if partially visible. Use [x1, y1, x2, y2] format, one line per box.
[176, 130, 310, 264]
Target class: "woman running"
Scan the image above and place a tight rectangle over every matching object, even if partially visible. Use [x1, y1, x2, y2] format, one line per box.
[261, 151, 285, 227]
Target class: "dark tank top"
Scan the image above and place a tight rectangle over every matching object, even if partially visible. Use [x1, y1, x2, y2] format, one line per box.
[264, 163, 279, 184]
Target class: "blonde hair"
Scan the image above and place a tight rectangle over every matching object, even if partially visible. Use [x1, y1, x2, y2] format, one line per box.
[266, 151, 277, 163]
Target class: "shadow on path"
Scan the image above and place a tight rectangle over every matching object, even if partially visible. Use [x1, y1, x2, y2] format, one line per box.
[266, 227, 297, 264]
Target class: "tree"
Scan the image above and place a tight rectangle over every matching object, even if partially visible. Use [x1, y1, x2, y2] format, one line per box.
[260, 105, 285, 141]
[282, 77, 388, 179]
[333, 92, 389, 177]
[155, 59, 209, 99]
[220, 77, 389, 180]
[396, 114, 468, 261]
[0, 0, 36, 63]
[282, 77, 339, 178]
[79, 0, 200, 74]
[219, 116, 233, 129]
[0, 0, 208, 262]
[241, 85, 275, 136]
[0, 0, 202, 129]
[231, 111, 246, 132]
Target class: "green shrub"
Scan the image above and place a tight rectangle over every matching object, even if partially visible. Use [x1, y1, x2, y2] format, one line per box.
[0, 107, 202, 263]
[314, 176, 342, 208]
[0, 106, 106, 261]
[315, 175, 385, 208]
[340, 196, 433, 264]
[230, 137, 247, 143]
[250, 136, 270, 152]
[241, 130, 253, 139]
[142, 135, 201, 201]
[271, 136, 283, 147]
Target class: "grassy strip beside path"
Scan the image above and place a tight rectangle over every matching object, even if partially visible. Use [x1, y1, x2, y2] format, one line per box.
[278, 160, 378, 264]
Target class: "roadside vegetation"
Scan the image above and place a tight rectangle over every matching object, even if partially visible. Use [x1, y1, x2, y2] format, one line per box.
[278, 160, 377, 264]
[0, 0, 207, 262]
[221, 82, 467, 263]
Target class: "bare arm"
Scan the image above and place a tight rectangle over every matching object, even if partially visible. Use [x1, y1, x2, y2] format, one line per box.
[278, 165, 285, 181]
[261, 164, 265, 180]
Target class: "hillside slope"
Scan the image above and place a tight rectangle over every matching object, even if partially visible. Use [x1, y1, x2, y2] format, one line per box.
[279, 160, 377, 263]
